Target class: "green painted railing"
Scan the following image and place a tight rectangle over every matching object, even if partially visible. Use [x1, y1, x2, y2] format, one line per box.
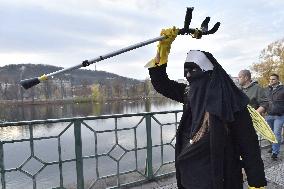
[0, 110, 183, 189]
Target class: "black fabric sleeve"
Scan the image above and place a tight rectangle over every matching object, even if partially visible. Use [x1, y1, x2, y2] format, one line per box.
[148, 64, 186, 103]
[229, 108, 267, 187]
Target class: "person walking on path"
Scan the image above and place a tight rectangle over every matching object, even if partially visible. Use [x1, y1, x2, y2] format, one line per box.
[146, 27, 266, 189]
[266, 73, 284, 160]
[238, 70, 268, 114]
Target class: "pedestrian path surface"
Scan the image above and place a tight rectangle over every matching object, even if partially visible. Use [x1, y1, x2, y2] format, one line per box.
[128, 145, 284, 189]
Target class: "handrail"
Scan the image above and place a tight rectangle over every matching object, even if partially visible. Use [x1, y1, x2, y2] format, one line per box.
[0, 110, 182, 127]
[0, 110, 183, 189]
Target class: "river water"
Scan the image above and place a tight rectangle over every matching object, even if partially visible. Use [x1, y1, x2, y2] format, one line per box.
[0, 99, 183, 189]
[0, 99, 181, 122]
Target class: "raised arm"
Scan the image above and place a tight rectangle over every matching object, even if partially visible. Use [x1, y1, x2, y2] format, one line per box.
[149, 64, 186, 103]
[146, 27, 186, 103]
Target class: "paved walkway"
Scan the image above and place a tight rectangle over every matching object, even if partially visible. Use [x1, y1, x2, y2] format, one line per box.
[129, 145, 284, 189]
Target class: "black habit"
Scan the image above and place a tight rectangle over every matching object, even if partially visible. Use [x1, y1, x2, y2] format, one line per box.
[148, 52, 266, 189]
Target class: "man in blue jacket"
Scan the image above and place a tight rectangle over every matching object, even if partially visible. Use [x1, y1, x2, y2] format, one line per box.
[266, 73, 284, 160]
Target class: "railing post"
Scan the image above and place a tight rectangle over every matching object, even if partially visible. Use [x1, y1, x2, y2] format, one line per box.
[0, 142, 5, 189]
[145, 114, 153, 180]
[74, 120, 84, 189]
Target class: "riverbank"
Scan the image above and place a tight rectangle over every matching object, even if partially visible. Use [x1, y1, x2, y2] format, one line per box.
[0, 96, 165, 106]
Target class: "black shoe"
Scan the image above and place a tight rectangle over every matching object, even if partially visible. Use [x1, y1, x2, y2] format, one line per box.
[271, 153, 278, 160]
[267, 149, 272, 153]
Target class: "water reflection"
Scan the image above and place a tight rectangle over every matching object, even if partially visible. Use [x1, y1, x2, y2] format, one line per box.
[0, 126, 30, 140]
[0, 98, 180, 122]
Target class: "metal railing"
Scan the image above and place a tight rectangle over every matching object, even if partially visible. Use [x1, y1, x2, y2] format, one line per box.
[0, 110, 183, 189]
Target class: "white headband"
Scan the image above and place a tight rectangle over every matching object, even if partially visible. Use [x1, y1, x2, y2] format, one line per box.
[185, 50, 214, 71]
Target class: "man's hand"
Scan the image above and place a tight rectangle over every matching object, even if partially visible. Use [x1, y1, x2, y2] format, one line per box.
[256, 106, 266, 115]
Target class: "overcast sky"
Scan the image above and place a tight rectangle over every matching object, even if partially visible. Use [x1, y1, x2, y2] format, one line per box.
[1, 0, 284, 80]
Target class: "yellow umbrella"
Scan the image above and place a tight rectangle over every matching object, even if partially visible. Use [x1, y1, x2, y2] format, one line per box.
[247, 105, 277, 143]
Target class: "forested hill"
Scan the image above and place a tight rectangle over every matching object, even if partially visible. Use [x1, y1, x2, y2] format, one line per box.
[0, 64, 142, 85]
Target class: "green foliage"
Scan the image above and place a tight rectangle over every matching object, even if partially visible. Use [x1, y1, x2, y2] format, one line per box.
[251, 38, 284, 86]
[91, 84, 103, 102]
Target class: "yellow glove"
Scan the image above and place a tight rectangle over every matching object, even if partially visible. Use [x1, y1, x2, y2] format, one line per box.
[145, 27, 179, 68]
[248, 186, 265, 189]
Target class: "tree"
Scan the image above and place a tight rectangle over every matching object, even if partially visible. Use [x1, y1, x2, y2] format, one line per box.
[143, 78, 151, 97]
[0, 80, 9, 100]
[112, 79, 123, 98]
[80, 79, 91, 97]
[43, 81, 52, 100]
[91, 84, 103, 102]
[251, 38, 284, 86]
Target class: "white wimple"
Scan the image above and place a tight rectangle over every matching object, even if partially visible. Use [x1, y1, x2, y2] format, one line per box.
[185, 50, 214, 71]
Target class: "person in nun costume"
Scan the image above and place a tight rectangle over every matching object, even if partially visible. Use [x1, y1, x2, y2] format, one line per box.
[146, 27, 267, 189]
